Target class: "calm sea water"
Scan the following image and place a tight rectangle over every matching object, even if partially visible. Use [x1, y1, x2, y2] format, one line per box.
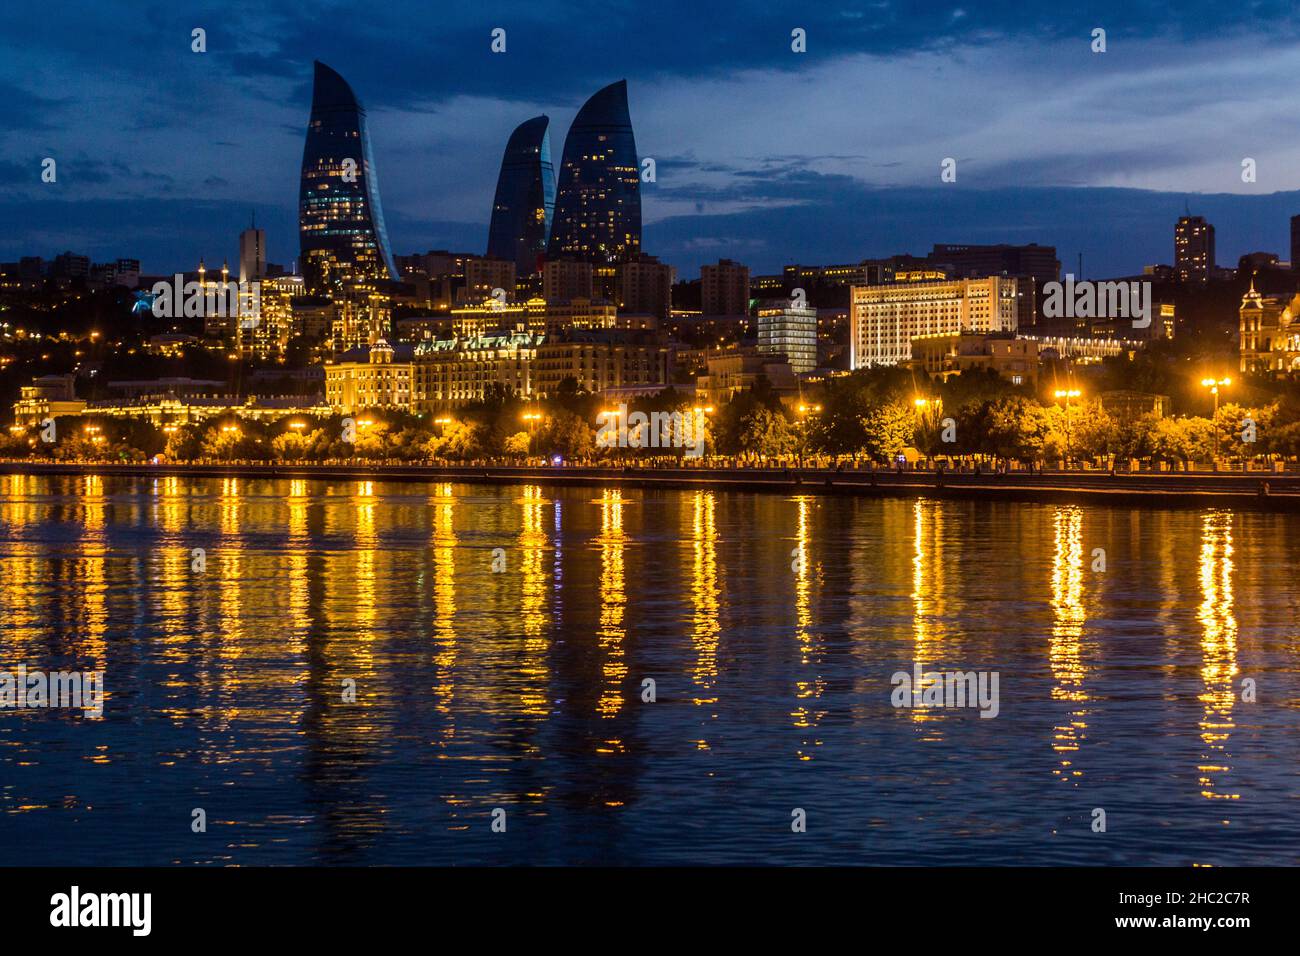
[0, 473, 1297, 866]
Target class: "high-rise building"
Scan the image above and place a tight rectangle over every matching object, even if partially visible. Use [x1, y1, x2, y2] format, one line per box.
[1174, 215, 1215, 281]
[486, 116, 556, 279]
[239, 227, 266, 284]
[547, 80, 641, 265]
[701, 259, 750, 316]
[463, 256, 517, 303]
[926, 244, 1060, 284]
[620, 253, 673, 320]
[849, 276, 1020, 369]
[298, 61, 398, 295]
[543, 259, 594, 303]
[756, 302, 818, 374]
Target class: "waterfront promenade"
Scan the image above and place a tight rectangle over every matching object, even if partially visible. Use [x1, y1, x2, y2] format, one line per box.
[2, 459, 1296, 509]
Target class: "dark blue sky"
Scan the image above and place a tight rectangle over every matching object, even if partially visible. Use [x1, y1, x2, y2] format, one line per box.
[5, 1, 1300, 278]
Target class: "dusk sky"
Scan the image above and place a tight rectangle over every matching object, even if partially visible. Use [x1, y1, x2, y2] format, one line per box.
[5, 1, 1300, 277]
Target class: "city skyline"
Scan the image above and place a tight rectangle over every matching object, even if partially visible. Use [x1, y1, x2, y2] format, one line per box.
[9, 3, 1300, 276]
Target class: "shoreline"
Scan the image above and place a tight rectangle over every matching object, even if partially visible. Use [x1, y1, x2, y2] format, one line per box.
[2, 460, 1297, 510]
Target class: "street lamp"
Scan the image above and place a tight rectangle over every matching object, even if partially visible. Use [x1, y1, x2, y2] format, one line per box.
[796, 403, 822, 466]
[1054, 389, 1082, 466]
[521, 410, 542, 455]
[1201, 377, 1231, 462]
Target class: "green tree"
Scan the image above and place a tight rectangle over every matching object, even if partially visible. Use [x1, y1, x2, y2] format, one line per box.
[862, 401, 915, 462]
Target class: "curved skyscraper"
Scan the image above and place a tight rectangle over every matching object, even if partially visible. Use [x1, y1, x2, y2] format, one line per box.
[486, 116, 555, 278]
[547, 80, 641, 266]
[299, 61, 398, 294]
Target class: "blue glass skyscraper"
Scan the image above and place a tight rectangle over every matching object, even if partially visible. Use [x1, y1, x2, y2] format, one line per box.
[547, 80, 641, 265]
[298, 61, 398, 294]
[487, 116, 555, 278]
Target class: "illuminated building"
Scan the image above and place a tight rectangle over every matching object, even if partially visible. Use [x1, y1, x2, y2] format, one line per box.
[544, 297, 616, 333]
[411, 333, 542, 410]
[462, 257, 517, 303]
[849, 276, 1020, 369]
[324, 339, 413, 410]
[145, 333, 199, 356]
[449, 297, 547, 338]
[1175, 215, 1215, 281]
[325, 333, 542, 411]
[908, 332, 1039, 386]
[240, 274, 306, 359]
[1239, 278, 1300, 375]
[298, 60, 399, 295]
[700, 259, 750, 316]
[486, 116, 555, 279]
[533, 330, 668, 397]
[11, 373, 329, 428]
[547, 80, 641, 265]
[694, 348, 797, 407]
[11, 374, 85, 426]
[756, 301, 818, 374]
[329, 278, 394, 350]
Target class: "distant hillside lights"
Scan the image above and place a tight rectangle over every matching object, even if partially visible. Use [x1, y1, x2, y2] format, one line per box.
[1043, 274, 1151, 328]
[150, 274, 261, 327]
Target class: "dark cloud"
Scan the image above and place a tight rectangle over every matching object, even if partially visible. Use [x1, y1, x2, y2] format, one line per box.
[3, 2, 1300, 274]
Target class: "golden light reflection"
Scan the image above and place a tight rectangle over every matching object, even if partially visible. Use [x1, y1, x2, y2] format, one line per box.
[286, 480, 311, 640]
[431, 486, 458, 726]
[689, 491, 720, 713]
[1197, 511, 1239, 804]
[1049, 506, 1090, 784]
[791, 497, 825, 757]
[910, 499, 945, 726]
[517, 484, 549, 718]
[69, 475, 108, 663]
[596, 489, 627, 732]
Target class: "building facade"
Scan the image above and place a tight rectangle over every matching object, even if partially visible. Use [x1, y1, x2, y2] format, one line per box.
[486, 116, 556, 279]
[701, 259, 750, 316]
[1239, 281, 1300, 375]
[1175, 215, 1215, 281]
[620, 254, 672, 320]
[547, 80, 641, 265]
[543, 259, 594, 303]
[756, 303, 818, 374]
[909, 332, 1039, 387]
[298, 61, 399, 295]
[849, 276, 1020, 369]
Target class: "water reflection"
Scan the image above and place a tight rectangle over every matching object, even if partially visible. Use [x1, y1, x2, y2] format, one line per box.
[791, 497, 825, 758]
[1049, 506, 1090, 784]
[0, 477, 1296, 866]
[596, 489, 627, 726]
[689, 490, 720, 713]
[910, 499, 945, 730]
[1197, 511, 1239, 805]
